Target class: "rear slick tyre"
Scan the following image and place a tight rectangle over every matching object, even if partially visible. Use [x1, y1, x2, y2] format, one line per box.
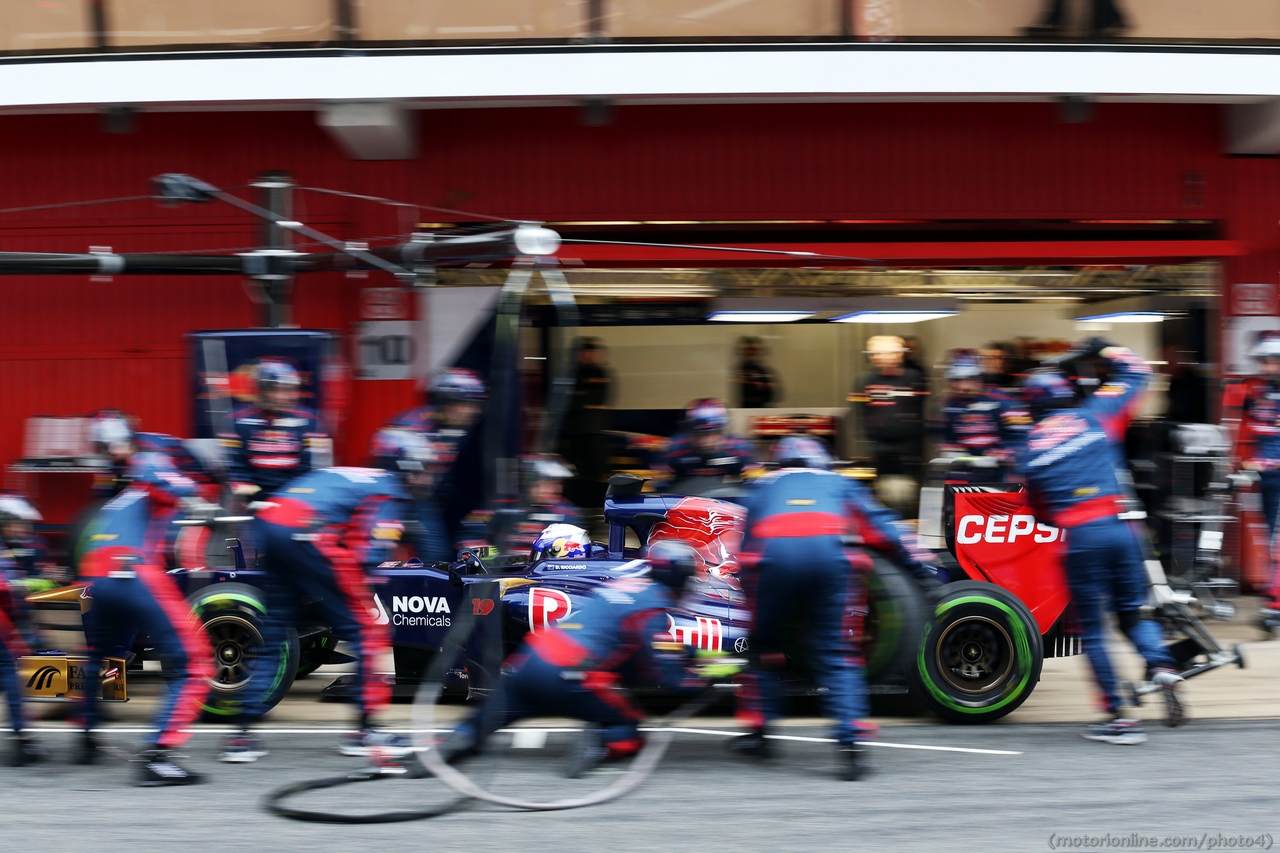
[911, 581, 1042, 723]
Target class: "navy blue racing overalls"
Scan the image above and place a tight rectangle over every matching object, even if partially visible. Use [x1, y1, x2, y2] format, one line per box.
[0, 558, 31, 734]
[660, 432, 757, 481]
[1016, 346, 1177, 715]
[458, 576, 695, 755]
[79, 485, 214, 749]
[735, 468, 933, 743]
[240, 468, 432, 722]
[220, 404, 327, 497]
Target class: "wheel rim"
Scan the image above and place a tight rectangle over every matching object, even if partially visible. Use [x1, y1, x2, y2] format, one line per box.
[934, 614, 1015, 694]
[203, 614, 263, 693]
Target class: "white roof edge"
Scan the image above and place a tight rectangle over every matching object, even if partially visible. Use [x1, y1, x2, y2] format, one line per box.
[3, 47, 1280, 109]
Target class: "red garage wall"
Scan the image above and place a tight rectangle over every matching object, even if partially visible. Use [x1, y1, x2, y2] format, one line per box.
[0, 101, 1272, 471]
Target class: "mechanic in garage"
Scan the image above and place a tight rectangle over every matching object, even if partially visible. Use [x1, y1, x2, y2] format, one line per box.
[219, 427, 441, 764]
[439, 539, 703, 777]
[938, 352, 1032, 478]
[1017, 339, 1182, 745]
[658, 398, 757, 485]
[730, 435, 940, 780]
[219, 359, 328, 501]
[462, 453, 581, 556]
[77, 452, 214, 785]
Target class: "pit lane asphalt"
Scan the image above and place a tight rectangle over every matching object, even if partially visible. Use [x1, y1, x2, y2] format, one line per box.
[2, 719, 1277, 853]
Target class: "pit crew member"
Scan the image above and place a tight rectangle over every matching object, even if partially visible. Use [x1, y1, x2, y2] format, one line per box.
[461, 454, 582, 556]
[77, 452, 214, 785]
[0, 493, 52, 580]
[731, 436, 939, 780]
[89, 409, 137, 497]
[220, 428, 441, 763]
[388, 367, 486, 475]
[440, 539, 701, 777]
[658, 398, 757, 483]
[1, 549, 44, 766]
[938, 354, 1032, 478]
[1016, 340, 1182, 745]
[1239, 336, 1280, 626]
[219, 359, 327, 499]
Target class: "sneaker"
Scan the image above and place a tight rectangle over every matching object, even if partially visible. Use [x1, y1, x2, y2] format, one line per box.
[219, 730, 267, 764]
[340, 730, 414, 759]
[1083, 718, 1148, 745]
[74, 730, 100, 766]
[1150, 669, 1185, 689]
[8, 733, 47, 767]
[727, 728, 772, 759]
[837, 743, 870, 781]
[564, 727, 609, 779]
[135, 749, 203, 787]
[1150, 668, 1186, 727]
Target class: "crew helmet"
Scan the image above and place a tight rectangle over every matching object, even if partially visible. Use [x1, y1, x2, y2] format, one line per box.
[771, 435, 832, 469]
[370, 427, 437, 475]
[645, 539, 699, 592]
[685, 398, 729, 433]
[430, 368, 488, 404]
[1021, 369, 1078, 419]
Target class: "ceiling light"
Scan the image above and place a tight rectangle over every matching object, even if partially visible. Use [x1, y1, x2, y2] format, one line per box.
[707, 310, 814, 323]
[1072, 311, 1165, 323]
[831, 310, 958, 323]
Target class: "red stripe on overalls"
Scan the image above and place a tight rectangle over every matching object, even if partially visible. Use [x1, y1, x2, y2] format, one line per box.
[315, 529, 391, 715]
[128, 499, 211, 748]
[734, 550, 765, 729]
[1052, 495, 1123, 529]
[581, 610, 654, 723]
[136, 562, 214, 748]
[256, 497, 317, 528]
[750, 511, 850, 539]
[0, 604, 29, 659]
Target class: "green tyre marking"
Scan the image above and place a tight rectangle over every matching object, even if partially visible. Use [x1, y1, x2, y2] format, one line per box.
[196, 593, 267, 614]
[917, 595, 1033, 715]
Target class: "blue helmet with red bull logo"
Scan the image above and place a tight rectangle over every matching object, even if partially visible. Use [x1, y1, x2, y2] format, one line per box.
[126, 452, 197, 503]
[685, 398, 729, 433]
[429, 368, 488, 404]
[645, 539, 699, 592]
[257, 358, 301, 392]
[530, 523, 590, 564]
[1021, 368, 1078, 419]
[771, 435, 832, 469]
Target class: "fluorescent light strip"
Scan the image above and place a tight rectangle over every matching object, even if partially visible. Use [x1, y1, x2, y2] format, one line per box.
[831, 310, 958, 323]
[707, 310, 814, 323]
[1073, 312, 1165, 323]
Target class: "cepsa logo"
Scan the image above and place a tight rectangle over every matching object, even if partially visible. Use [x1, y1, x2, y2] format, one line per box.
[956, 514, 1060, 545]
[391, 595, 451, 627]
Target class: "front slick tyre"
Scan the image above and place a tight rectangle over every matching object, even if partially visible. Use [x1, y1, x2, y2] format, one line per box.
[911, 581, 1043, 723]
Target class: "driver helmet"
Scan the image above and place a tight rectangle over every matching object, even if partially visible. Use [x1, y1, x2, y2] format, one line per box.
[1021, 369, 1078, 419]
[771, 435, 832, 469]
[530, 523, 590, 563]
[946, 354, 983, 382]
[645, 539, 699, 593]
[1250, 333, 1280, 363]
[685, 398, 729, 433]
[126, 452, 197, 505]
[370, 427, 437, 476]
[429, 368, 488, 405]
[90, 409, 134, 456]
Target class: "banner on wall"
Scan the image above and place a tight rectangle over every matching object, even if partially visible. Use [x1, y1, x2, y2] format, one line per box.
[1229, 282, 1279, 317]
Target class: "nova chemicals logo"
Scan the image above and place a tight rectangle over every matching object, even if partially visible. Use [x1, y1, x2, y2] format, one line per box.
[390, 595, 451, 628]
[26, 665, 61, 691]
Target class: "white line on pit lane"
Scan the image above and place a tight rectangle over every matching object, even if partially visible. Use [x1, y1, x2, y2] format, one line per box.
[651, 727, 1023, 755]
[17, 725, 1022, 754]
